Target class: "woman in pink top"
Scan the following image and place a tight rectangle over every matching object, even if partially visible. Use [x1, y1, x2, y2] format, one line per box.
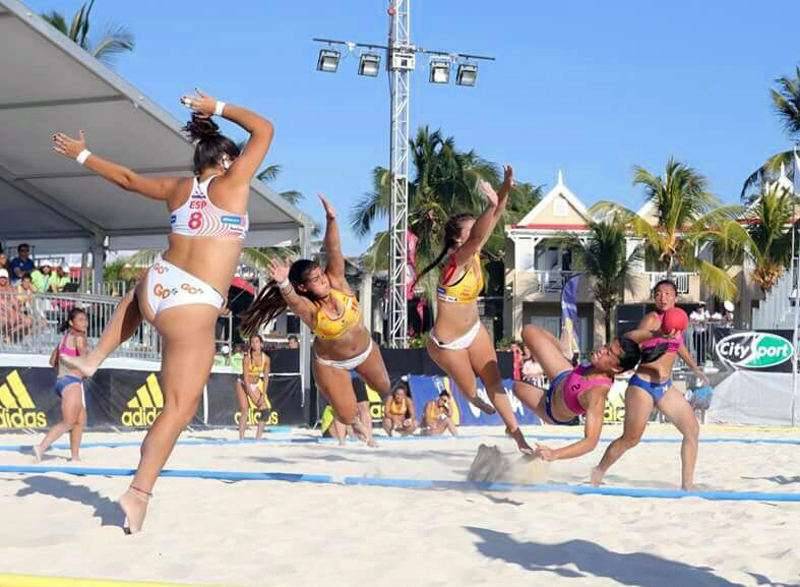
[592, 279, 709, 490]
[34, 308, 89, 462]
[513, 324, 664, 461]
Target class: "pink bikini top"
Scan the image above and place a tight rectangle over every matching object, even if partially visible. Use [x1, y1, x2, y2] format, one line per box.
[640, 311, 683, 353]
[170, 176, 249, 240]
[562, 364, 613, 415]
[58, 334, 80, 357]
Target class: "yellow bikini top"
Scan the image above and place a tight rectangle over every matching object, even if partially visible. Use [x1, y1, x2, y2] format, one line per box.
[313, 289, 361, 340]
[388, 397, 409, 417]
[437, 254, 484, 303]
[246, 352, 267, 377]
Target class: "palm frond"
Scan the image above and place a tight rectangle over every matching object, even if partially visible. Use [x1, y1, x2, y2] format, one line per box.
[349, 166, 390, 236]
[91, 25, 135, 64]
[741, 150, 796, 201]
[256, 164, 282, 183]
[696, 259, 738, 299]
[771, 66, 800, 136]
[41, 11, 69, 34]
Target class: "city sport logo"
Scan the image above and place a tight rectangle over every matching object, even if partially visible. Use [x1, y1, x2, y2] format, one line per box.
[716, 332, 794, 370]
[121, 373, 163, 427]
[0, 370, 47, 429]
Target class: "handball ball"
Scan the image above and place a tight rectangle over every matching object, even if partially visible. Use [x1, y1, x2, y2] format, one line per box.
[662, 308, 688, 333]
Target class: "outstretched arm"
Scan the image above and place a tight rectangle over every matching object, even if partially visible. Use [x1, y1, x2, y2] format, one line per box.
[677, 344, 710, 385]
[535, 390, 605, 461]
[452, 165, 513, 266]
[181, 89, 274, 188]
[318, 194, 346, 283]
[269, 258, 317, 327]
[52, 130, 181, 200]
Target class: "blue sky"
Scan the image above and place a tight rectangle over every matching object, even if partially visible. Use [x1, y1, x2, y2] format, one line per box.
[28, 0, 799, 254]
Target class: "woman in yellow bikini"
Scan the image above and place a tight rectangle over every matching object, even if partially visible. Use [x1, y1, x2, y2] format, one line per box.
[242, 195, 388, 447]
[382, 381, 417, 436]
[234, 334, 271, 440]
[416, 166, 532, 454]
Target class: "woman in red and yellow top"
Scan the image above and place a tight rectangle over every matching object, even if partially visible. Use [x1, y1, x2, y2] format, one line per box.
[415, 166, 532, 454]
[242, 195, 389, 447]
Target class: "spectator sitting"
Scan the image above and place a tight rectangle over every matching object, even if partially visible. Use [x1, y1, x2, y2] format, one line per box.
[0, 269, 33, 343]
[286, 334, 299, 349]
[30, 263, 52, 293]
[421, 390, 457, 436]
[9, 244, 34, 285]
[48, 266, 72, 293]
[0, 252, 8, 273]
[382, 381, 417, 436]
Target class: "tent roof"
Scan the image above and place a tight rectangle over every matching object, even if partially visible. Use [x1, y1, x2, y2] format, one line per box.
[0, 0, 312, 254]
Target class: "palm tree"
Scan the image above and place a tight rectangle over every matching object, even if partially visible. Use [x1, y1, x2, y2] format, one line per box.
[742, 66, 800, 199]
[351, 126, 541, 276]
[746, 185, 797, 292]
[255, 163, 303, 205]
[42, 1, 134, 66]
[593, 158, 746, 299]
[565, 215, 635, 343]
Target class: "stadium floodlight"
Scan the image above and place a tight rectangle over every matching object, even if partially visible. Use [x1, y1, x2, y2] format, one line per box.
[429, 58, 450, 84]
[456, 63, 478, 87]
[317, 49, 341, 73]
[358, 52, 381, 77]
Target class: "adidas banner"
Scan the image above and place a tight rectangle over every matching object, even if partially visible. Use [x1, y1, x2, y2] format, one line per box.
[0, 368, 60, 430]
[205, 373, 306, 427]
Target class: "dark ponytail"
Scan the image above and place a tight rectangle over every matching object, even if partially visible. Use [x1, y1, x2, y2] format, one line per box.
[614, 336, 669, 372]
[413, 213, 474, 287]
[59, 307, 86, 333]
[240, 259, 320, 338]
[182, 114, 241, 175]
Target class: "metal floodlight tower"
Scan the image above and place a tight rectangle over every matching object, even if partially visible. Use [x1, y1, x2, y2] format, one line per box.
[387, 0, 412, 348]
[313, 3, 494, 347]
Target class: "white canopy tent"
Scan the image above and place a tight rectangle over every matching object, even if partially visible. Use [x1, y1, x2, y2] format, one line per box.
[0, 0, 314, 397]
[0, 0, 313, 260]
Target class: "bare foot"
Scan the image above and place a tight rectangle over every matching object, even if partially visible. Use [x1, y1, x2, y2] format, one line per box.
[32, 445, 43, 463]
[119, 486, 151, 535]
[70, 456, 81, 463]
[59, 354, 98, 378]
[590, 466, 605, 487]
[470, 396, 496, 415]
[681, 483, 694, 492]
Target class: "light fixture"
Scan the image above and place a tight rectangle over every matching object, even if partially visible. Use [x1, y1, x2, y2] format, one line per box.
[316, 49, 340, 73]
[456, 63, 478, 87]
[358, 52, 381, 77]
[429, 58, 450, 84]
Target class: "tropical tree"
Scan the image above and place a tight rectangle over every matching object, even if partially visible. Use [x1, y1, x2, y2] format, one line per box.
[351, 126, 541, 279]
[42, 0, 134, 66]
[742, 66, 800, 199]
[564, 215, 635, 343]
[594, 158, 746, 299]
[746, 186, 797, 292]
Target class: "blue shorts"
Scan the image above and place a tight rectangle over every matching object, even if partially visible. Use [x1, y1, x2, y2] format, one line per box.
[629, 374, 672, 403]
[54, 375, 83, 398]
[545, 370, 579, 426]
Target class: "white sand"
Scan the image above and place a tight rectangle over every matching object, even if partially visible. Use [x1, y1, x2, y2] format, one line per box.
[1, 424, 799, 586]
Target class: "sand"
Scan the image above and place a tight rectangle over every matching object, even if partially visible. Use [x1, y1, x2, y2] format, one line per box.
[0, 424, 798, 586]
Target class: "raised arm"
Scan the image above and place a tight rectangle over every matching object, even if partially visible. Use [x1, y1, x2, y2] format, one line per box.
[269, 258, 317, 327]
[181, 89, 274, 189]
[452, 166, 513, 266]
[52, 130, 182, 201]
[318, 195, 346, 284]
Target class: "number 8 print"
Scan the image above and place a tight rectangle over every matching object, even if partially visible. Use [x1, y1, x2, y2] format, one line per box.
[188, 211, 203, 230]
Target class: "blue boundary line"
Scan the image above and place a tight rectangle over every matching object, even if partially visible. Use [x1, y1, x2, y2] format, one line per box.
[1, 433, 799, 453]
[1, 464, 798, 502]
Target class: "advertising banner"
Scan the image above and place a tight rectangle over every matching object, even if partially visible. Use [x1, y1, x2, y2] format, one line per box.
[0, 367, 60, 430]
[205, 373, 306, 427]
[713, 328, 794, 373]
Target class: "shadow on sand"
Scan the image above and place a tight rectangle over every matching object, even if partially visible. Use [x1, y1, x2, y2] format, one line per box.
[16, 475, 121, 527]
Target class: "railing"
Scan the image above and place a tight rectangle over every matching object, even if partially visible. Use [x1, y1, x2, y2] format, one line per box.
[646, 271, 692, 295]
[529, 270, 578, 294]
[0, 291, 233, 362]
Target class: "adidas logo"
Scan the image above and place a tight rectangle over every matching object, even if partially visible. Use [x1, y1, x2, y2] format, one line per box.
[0, 370, 47, 428]
[234, 382, 278, 426]
[121, 373, 163, 427]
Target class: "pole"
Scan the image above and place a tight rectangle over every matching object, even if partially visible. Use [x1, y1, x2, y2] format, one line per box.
[792, 147, 799, 426]
[298, 224, 312, 414]
[387, 0, 411, 348]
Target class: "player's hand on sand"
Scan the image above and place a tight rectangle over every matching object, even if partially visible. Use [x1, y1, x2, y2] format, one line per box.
[318, 193, 336, 219]
[478, 179, 499, 207]
[533, 444, 557, 461]
[269, 258, 291, 284]
[180, 88, 217, 118]
[52, 130, 87, 160]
